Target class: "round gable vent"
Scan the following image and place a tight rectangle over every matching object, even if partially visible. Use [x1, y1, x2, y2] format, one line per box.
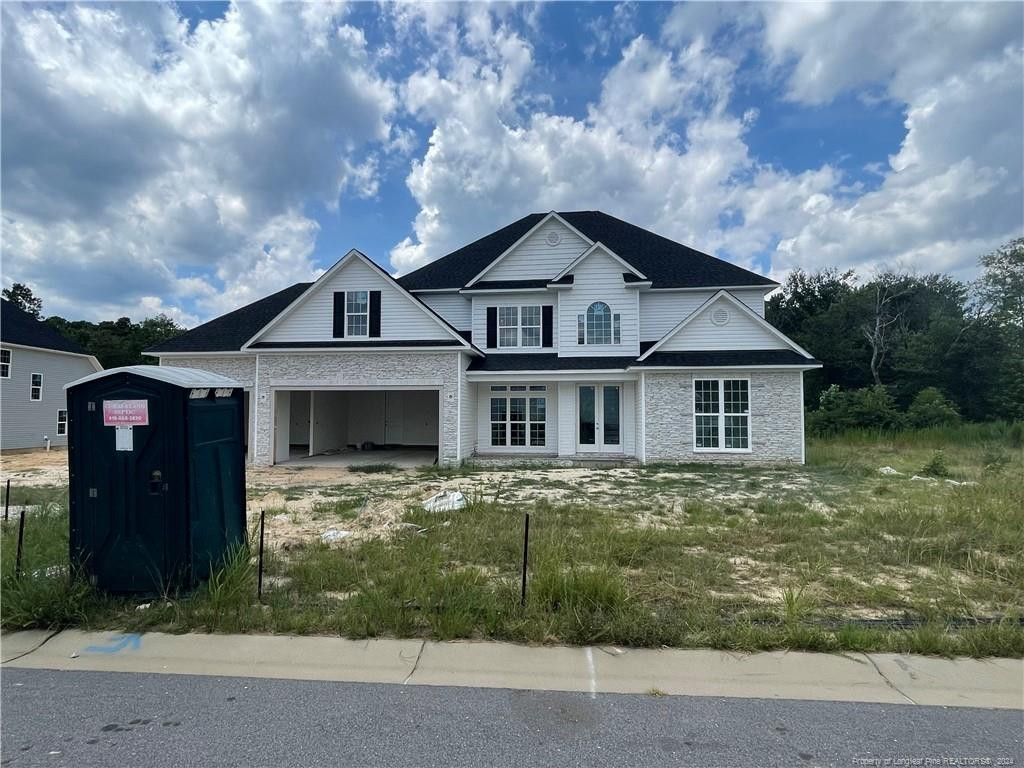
[711, 307, 730, 326]
[545, 231, 562, 247]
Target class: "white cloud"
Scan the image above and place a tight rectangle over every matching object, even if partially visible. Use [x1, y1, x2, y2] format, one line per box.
[1, 2, 395, 322]
[393, 3, 1022, 283]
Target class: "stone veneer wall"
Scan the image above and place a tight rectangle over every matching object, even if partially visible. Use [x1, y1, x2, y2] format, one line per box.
[643, 370, 804, 464]
[162, 352, 463, 466]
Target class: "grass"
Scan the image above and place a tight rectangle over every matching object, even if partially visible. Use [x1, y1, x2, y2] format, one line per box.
[2, 423, 1022, 657]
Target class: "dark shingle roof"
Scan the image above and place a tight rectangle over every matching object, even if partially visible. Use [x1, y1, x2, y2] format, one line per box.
[1, 299, 89, 355]
[638, 350, 819, 367]
[397, 211, 776, 291]
[146, 283, 312, 353]
[468, 354, 637, 372]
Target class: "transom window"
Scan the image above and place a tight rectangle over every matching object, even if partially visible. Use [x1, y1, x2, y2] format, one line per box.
[489, 385, 546, 447]
[577, 302, 621, 345]
[497, 306, 543, 348]
[30, 373, 42, 401]
[346, 291, 369, 336]
[694, 379, 750, 451]
[0, 349, 10, 378]
[57, 409, 68, 436]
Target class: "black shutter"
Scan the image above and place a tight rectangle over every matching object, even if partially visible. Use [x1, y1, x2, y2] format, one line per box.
[333, 291, 346, 338]
[541, 305, 553, 348]
[369, 291, 381, 337]
[486, 307, 497, 348]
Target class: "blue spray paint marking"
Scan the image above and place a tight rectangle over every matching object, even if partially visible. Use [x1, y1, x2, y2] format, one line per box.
[83, 634, 141, 654]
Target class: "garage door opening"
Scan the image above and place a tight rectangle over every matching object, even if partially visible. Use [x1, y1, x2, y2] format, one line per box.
[273, 389, 439, 468]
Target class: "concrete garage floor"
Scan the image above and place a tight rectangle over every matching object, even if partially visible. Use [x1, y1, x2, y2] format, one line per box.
[282, 447, 438, 469]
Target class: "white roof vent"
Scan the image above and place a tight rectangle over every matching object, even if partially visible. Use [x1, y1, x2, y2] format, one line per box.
[711, 307, 730, 326]
[545, 230, 562, 247]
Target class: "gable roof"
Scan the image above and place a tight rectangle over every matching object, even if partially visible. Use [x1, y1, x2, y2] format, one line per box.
[638, 290, 814, 362]
[551, 241, 647, 282]
[397, 211, 777, 291]
[243, 249, 476, 352]
[1, 299, 90, 356]
[146, 282, 312, 354]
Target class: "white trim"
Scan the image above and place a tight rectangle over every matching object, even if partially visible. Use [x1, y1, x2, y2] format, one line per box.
[646, 284, 778, 293]
[0, 342, 101, 371]
[637, 289, 815, 361]
[253, 354, 260, 459]
[269, 379, 444, 389]
[456, 353, 463, 461]
[639, 371, 646, 464]
[343, 289, 370, 338]
[486, 384, 549, 450]
[799, 371, 806, 465]
[631, 364, 822, 372]
[552, 242, 647, 282]
[147, 351, 252, 358]
[465, 212, 595, 287]
[241, 249, 474, 353]
[692, 376, 753, 454]
[408, 288, 463, 294]
[29, 372, 43, 401]
[576, 383, 624, 453]
[0, 348, 10, 378]
[56, 408, 68, 436]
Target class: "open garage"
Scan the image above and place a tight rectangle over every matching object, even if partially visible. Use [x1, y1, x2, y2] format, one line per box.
[272, 389, 440, 467]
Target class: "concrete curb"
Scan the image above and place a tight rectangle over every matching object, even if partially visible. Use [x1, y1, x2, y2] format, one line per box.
[3, 630, 1021, 710]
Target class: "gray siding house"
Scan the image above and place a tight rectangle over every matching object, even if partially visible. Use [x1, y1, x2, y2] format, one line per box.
[148, 211, 820, 467]
[1, 299, 101, 450]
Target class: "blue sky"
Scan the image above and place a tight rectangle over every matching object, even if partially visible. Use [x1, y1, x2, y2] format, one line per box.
[2, 2, 1021, 325]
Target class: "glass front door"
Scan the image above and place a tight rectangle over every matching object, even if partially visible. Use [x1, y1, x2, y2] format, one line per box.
[578, 384, 622, 452]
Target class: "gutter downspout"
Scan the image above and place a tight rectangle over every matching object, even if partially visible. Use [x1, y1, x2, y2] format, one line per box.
[254, 353, 260, 465]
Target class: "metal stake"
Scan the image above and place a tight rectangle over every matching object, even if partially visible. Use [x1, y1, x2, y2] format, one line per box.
[15, 509, 27, 579]
[257, 508, 266, 600]
[4, 479, 9, 522]
[520, 512, 530, 607]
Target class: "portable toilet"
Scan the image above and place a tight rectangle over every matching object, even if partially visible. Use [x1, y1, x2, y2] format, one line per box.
[65, 365, 246, 594]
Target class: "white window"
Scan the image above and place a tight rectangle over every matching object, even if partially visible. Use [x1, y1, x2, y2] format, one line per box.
[489, 385, 547, 447]
[694, 379, 750, 451]
[0, 349, 10, 378]
[346, 291, 369, 336]
[578, 302, 621, 345]
[521, 306, 541, 347]
[498, 306, 518, 348]
[57, 409, 68, 436]
[30, 373, 42, 401]
[496, 305, 543, 348]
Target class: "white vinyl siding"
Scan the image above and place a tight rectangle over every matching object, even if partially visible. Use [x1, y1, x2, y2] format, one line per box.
[471, 292, 554, 353]
[557, 249, 639, 357]
[418, 292, 472, 330]
[480, 219, 590, 282]
[258, 257, 452, 343]
[640, 289, 768, 340]
[658, 296, 785, 352]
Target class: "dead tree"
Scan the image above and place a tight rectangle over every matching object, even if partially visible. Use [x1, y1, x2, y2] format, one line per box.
[861, 275, 910, 386]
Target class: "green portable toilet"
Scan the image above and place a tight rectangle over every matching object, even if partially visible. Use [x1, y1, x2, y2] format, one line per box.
[65, 365, 246, 595]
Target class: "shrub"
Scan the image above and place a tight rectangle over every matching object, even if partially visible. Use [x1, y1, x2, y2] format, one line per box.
[907, 387, 961, 428]
[808, 384, 904, 435]
[920, 450, 950, 478]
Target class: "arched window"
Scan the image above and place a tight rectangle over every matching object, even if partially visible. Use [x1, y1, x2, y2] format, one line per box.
[578, 302, 621, 345]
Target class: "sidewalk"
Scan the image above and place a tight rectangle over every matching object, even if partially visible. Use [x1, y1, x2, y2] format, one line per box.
[3, 629, 1021, 710]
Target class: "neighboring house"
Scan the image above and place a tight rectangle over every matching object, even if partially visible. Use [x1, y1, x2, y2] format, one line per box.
[147, 211, 820, 467]
[0, 299, 102, 450]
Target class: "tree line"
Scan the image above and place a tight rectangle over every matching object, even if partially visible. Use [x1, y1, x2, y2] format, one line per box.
[767, 238, 1023, 430]
[2, 283, 183, 369]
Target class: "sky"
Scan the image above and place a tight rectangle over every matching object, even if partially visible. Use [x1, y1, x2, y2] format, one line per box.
[2, 1, 1022, 327]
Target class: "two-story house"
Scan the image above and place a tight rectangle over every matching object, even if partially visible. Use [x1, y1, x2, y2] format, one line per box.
[1, 299, 102, 450]
[147, 211, 820, 466]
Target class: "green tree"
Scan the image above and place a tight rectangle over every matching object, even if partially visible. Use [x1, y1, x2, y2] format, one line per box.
[2, 282, 43, 318]
[46, 314, 184, 368]
[906, 387, 961, 428]
[977, 238, 1024, 420]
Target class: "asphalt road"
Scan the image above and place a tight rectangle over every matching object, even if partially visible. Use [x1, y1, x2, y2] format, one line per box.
[2, 668, 1021, 768]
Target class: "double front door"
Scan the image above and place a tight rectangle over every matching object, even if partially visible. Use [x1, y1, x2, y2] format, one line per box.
[578, 384, 621, 453]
